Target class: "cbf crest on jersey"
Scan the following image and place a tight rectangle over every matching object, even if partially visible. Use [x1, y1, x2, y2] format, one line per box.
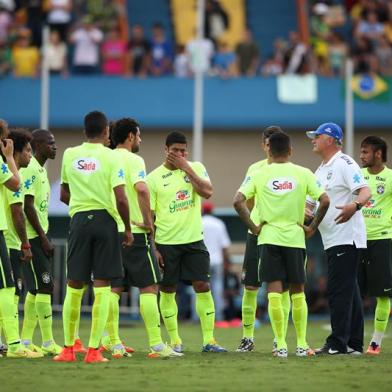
[73, 158, 100, 174]
[268, 177, 297, 194]
[377, 184, 385, 195]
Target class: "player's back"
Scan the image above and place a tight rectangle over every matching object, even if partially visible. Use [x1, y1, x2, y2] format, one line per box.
[250, 162, 322, 248]
[61, 142, 123, 219]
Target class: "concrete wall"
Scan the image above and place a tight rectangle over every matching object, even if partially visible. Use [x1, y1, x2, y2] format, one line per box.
[47, 129, 392, 208]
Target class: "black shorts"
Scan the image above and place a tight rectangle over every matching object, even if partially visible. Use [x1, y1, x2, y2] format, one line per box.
[67, 210, 123, 282]
[242, 233, 261, 287]
[112, 233, 161, 289]
[23, 236, 54, 292]
[258, 244, 306, 284]
[358, 239, 392, 297]
[9, 248, 23, 296]
[0, 231, 14, 289]
[156, 240, 210, 286]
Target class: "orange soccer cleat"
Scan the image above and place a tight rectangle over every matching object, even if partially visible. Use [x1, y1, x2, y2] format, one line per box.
[84, 348, 109, 363]
[73, 338, 87, 354]
[53, 346, 77, 362]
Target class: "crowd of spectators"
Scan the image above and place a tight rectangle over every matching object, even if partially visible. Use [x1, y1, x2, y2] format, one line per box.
[1, 0, 392, 79]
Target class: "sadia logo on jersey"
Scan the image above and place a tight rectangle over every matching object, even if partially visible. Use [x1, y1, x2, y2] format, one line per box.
[73, 158, 100, 174]
[268, 177, 297, 194]
[176, 190, 190, 200]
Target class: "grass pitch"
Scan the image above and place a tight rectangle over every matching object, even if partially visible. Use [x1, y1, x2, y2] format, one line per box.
[1, 319, 391, 392]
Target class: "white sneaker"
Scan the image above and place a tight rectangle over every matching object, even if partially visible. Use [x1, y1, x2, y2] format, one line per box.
[276, 348, 288, 358]
[296, 347, 315, 357]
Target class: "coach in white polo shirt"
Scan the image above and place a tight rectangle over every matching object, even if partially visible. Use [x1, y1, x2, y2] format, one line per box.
[307, 122, 371, 355]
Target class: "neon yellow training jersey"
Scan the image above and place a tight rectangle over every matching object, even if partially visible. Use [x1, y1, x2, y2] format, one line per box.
[147, 162, 210, 245]
[20, 156, 50, 239]
[61, 143, 125, 220]
[113, 148, 148, 233]
[4, 174, 25, 250]
[240, 162, 324, 248]
[0, 156, 13, 231]
[239, 159, 268, 229]
[361, 167, 392, 240]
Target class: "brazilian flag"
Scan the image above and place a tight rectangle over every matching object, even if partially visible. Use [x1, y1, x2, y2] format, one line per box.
[351, 74, 390, 101]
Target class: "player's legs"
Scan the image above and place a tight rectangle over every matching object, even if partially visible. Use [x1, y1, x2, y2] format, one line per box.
[284, 247, 310, 355]
[157, 243, 182, 348]
[364, 240, 392, 354]
[181, 241, 226, 352]
[240, 233, 260, 346]
[0, 232, 41, 358]
[27, 237, 60, 355]
[260, 244, 289, 357]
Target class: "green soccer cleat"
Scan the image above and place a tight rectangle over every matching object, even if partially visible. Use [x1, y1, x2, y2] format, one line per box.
[112, 345, 132, 359]
[22, 343, 44, 354]
[148, 343, 184, 358]
[41, 342, 62, 356]
[170, 342, 184, 354]
[7, 347, 44, 359]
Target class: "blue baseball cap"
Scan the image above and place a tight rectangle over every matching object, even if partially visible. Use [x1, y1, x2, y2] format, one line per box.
[306, 122, 343, 142]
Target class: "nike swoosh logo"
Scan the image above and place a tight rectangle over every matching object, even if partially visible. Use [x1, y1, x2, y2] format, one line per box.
[243, 324, 252, 327]
[206, 311, 215, 316]
[384, 288, 392, 292]
[44, 315, 52, 319]
[328, 348, 340, 354]
[337, 252, 346, 257]
[164, 314, 176, 319]
[163, 184, 170, 187]
[376, 318, 386, 322]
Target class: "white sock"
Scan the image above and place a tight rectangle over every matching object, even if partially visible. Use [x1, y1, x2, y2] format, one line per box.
[371, 331, 384, 346]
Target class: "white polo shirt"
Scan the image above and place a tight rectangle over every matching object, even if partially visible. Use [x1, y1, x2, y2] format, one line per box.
[314, 151, 367, 250]
[202, 214, 231, 267]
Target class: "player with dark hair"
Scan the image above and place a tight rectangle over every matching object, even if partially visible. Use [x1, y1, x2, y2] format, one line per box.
[359, 136, 392, 355]
[0, 126, 42, 358]
[4, 130, 34, 341]
[101, 118, 182, 358]
[236, 125, 292, 353]
[147, 131, 226, 353]
[18, 128, 61, 355]
[234, 132, 330, 357]
[54, 111, 132, 363]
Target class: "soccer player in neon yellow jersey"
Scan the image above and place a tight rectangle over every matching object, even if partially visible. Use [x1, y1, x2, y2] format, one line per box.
[3, 130, 36, 352]
[54, 111, 133, 363]
[148, 131, 226, 353]
[19, 129, 62, 356]
[234, 132, 330, 357]
[236, 125, 293, 353]
[359, 136, 392, 355]
[101, 118, 182, 358]
[0, 126, 41, 358]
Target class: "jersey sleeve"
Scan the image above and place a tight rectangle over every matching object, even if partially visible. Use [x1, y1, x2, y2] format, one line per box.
[130, 157, 147, 186]
[60, 149, 69, 184]
[239, 175, 256, 200]
[0, 156, 12, 185]
[5, 185, 23, 206]
[342, 159, 368, 193]
[147, 174, 157, 211]
[192, 162, 210, 181]
[22, 163, 36, 197]
[305, 169, 325, 201]
[110, 157, 126, 189]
